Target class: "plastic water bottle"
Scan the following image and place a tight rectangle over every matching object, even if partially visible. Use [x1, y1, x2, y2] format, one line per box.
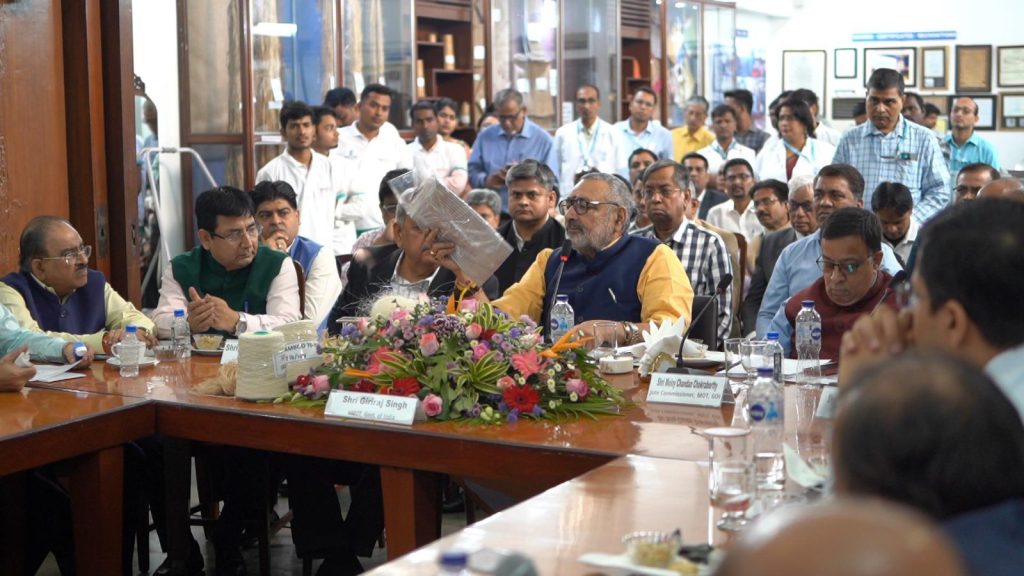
[172, 309, 191, 360]
[749, 366, 785, 490]
[764, 331, 784, 385]
[795, 300, 822, 386]
[119, 325, 142, 378]
[549, 294, 574, 343]
[437, 550, 469, 576]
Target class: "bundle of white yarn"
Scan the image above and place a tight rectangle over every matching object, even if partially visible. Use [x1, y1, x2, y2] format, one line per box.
[235, 330, 288, 400]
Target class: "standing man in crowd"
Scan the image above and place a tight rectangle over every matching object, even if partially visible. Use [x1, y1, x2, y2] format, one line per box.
[833, 69, 950, 223]
[311, 106, 339, 157]
[615, 87, 673, 160]
[946, 96, 1001, 177]
[671, 96, 715, 159]
[633, 159, 733, 344]
[681, 152, 728, 220]
[724, 89, 771, 153]
[255, 101, 337, 250]
[408, 100, 468, 196]
[790, 88, 842, 146]
[323, 87, 357, 128]
[468, 88, 558, 209]
[697, 104, 756, 189]
[554, 84, 628, 193]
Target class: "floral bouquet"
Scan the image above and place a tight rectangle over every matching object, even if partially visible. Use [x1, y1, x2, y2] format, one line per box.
[281, 297, 628, 424]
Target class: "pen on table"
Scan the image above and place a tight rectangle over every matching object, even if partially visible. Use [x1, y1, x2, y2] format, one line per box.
[608, 288, 618, 304]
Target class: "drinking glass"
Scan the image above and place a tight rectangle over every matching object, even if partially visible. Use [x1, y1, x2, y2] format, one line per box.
[591, 321, 619, 359]
[723, 338, 746, 389]
[740, 340, 768, 386]
[705, 427, 754, 532]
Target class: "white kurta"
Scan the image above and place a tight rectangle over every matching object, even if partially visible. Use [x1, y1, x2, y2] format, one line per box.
[293, 242, 342, 327]
[408, 138, 468, 194]
[255, 152, 337, 249]
[706, 200, 764, 242]
[553, 118, 629, 196]
[754, 137, 836, 183]
[695, 140, 757, 177]
[333, 121, 413, 232]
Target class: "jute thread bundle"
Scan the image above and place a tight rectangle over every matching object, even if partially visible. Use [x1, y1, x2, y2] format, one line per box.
[235, 330, 287, 400]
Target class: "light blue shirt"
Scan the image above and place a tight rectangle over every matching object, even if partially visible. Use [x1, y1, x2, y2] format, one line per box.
[945, 132, 1002, 179]
[1, 303, 67, 361]
[833, 116, 951, 224]
[613, 119, 674, 160]
[986, 343, 1024, 419]
[468, 118, 558, 209]
[755, 230, 903, 338]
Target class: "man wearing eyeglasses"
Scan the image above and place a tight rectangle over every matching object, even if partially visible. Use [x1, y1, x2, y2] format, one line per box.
[152, 187, 301, 337]
[553, 84, 629, 197]
[614, 87, 673, 161]
[493, 160, 565, 294]
[633, 159, 733, 344]
[706, 158, 764, 242]
[468, 88, 558, 209]
[251, 181, 342, 330]
[433, 172, 693, 344]
[756, 164, 903, 339]
[0, 216, 152, 355]
[768, 208, 897, 359]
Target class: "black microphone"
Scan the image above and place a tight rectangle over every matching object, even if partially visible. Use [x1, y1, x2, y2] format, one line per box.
[544, 238, 573, 343]
[873, 269, 908, 313]
[667, 273, 732, 374]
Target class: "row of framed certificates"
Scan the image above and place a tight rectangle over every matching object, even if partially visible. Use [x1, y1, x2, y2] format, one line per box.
[829, 93, 1024, 132]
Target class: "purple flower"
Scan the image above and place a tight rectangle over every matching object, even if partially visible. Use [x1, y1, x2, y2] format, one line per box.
[509, 328, 522, 339]
[472, 342, 490, 360]
[507, 409, 520, 424]
[532, 405, 544, 417]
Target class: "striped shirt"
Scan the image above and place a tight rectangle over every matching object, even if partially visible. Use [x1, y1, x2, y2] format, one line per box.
[634, 222, 733, 343]
[833, 116, 951, 224]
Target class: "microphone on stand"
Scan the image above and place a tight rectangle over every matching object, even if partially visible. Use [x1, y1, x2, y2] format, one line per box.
[667, 273, 733, 374]
[544, 239, 573, 343]
[873, 269, 908, 313]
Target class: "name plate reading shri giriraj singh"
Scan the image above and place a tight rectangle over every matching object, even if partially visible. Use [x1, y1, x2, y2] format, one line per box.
[325, 390, 426, 426]
[647, 373, 734, 408]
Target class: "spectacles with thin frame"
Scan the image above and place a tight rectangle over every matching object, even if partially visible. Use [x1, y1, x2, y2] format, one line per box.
[788, 200, 814, 213]
[211, 223, 261, 244]
[642, 186, 684, 199]
[557, 197, 619, 215]
[752, 196, 780, 208]
[816, 256, 871, 276]
[36, 245, 92, 266]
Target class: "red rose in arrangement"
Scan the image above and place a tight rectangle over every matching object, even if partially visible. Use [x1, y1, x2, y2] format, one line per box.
[387, 377, 421, 397]
[503, 384, 540, 412]
[353, 380, 376, 393]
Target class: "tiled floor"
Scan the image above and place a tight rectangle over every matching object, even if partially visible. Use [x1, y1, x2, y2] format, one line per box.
[38, 478, 475, 575]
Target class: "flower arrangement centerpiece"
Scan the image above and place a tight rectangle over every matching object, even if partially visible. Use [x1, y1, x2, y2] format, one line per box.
[283, 296, 628, 424]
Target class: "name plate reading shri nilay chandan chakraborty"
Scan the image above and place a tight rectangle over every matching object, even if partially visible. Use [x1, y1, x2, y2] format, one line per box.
[646, 373, 735, 407]
[325, 390, 427, 426]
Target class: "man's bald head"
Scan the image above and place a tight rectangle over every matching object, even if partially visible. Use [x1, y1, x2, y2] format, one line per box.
[715, 500, 966, 576]
[977, 178, 1024, 202]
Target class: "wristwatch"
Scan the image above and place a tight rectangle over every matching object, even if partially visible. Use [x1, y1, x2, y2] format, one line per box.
[621, 321, 641, 345]
[233, 316, 247, 336]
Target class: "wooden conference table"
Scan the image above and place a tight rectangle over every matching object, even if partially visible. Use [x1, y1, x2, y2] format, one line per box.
[0, 386, 154, 574]
[23, 355, 829, 566]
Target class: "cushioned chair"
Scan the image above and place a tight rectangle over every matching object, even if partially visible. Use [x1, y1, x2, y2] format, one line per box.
[689, 295, 719, 353]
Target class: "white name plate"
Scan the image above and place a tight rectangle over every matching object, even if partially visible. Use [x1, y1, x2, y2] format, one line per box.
[815, 386, 840, 420]
[324, 390, 426, 426]
[272, 341, 321, 377]
[647, 373, 735, 407]
[220, 339, 240, 364]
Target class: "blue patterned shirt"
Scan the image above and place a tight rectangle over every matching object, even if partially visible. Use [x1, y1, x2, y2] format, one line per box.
[833, 116, 951, 223]
[945, 132, 1002, 178]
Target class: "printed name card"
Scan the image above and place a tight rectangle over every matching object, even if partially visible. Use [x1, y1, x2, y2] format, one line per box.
[815, 386, 840, 420]
[220, 339, 240, 364]
[271, 341, 321, 376]
[646, 373, 735, 407]
[324, 390, 426, 426]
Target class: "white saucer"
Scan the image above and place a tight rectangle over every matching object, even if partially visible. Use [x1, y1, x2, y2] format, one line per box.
[105, 356, 159, 368]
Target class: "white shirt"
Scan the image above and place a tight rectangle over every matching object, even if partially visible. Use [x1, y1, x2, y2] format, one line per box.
[706, 199, 764, 242]
[696, 140, 757, 177]
[408, 137, 468, 194]
[987, 343, 1024, 420]
[291, 241, 343, 327]
[884, 218, 919, 264]
[814, 123, 843, 147]
[334, 121, 412, 232]
[553, 118, 629, 195]
[754, 137, 836, 183]
[255, 151, 336, 249]
[151, 255, 302, 338]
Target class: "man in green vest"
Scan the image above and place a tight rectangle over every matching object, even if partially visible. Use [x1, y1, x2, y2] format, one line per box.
[152, 186, 301, 337]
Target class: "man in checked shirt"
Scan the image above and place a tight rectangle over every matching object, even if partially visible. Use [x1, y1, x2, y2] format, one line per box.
[632, 159, 734, 345]
[834, 68, 950, 224]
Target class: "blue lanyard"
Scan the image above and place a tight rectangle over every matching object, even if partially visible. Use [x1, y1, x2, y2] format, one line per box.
[711, 140, 733, 161]
[782, 138, 816, 165]
[577, 120, 601, 167]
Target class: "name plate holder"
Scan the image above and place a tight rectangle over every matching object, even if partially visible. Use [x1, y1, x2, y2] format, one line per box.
[220, 339, 240, 364]
[325, 390, 426, 426]
[646, 372, 735, 407]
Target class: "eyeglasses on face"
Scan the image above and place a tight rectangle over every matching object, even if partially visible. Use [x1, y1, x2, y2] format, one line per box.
[36, 245, 92, 266]
[497, 109, 523, 123]
[788, 200, 814, 213]
[817, 256, 871, 276]
[642, 186, 683, 199]
[724, 173, 752, 183]
[557, 197, 618, 215]
[212, 223, 261, 244]
[752, 196, 779, 208]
